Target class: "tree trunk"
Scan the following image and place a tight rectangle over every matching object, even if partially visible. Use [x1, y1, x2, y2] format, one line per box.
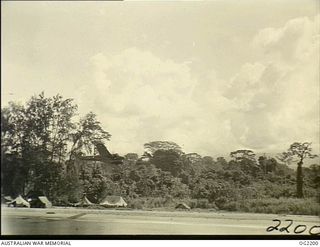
[296, 161, 303, 198]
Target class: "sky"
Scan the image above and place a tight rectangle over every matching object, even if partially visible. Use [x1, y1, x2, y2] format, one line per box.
[2, 0, 319, 158]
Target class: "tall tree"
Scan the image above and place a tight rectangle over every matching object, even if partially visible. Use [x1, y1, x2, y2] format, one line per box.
[144, 141, 183, 156]
[230, 149, 256, 162]
[1, 102, 27, 155]
[151, 149, 183, 176]
[124, 153, 139, 166]
[258, 156, 278, 174]
[69, 112, 111, 159]
[47, 95, 77, 162]
[1, 101, 37, 195]
[1, 93, 78, 197]
[278, 142, 318, 198]
[23, 92, 77, 162]
[66, 112, 111, 199]
[230, 149, 260, 176]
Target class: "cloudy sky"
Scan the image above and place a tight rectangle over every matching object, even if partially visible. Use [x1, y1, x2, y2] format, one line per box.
[2, 1, 319, 157]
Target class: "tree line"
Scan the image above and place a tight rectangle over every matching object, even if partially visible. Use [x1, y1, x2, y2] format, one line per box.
[1, 93, 319, 213]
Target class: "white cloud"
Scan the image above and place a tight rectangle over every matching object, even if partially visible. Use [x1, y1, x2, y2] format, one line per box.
[225, 15, 319, 153]
[77, 47, 202, 154]
[253, 15, 319, 65]
[77, 15, 319, 157]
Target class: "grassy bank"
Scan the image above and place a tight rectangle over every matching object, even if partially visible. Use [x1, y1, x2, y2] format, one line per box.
[127, 197, 320, 216]
[220, 197, 320, 216]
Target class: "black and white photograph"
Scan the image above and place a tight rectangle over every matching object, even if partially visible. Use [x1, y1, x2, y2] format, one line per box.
[1, 0, 319, 238]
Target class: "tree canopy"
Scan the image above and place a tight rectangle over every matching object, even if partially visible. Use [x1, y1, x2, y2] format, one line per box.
[1, 93, 319, 213]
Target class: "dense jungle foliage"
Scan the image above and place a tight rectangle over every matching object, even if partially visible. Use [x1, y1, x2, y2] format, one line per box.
[1, 93, 319, 215]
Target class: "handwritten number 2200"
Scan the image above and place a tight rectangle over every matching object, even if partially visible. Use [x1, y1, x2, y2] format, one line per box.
[266, 219, 320, 235]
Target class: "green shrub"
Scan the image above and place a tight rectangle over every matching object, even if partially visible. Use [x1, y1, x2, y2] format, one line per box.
[220, 197, 320, 216]
[127, 198, 144, 209]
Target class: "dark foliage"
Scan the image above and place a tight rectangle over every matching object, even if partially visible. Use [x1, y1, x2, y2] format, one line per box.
[1, 93, 319, 215]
